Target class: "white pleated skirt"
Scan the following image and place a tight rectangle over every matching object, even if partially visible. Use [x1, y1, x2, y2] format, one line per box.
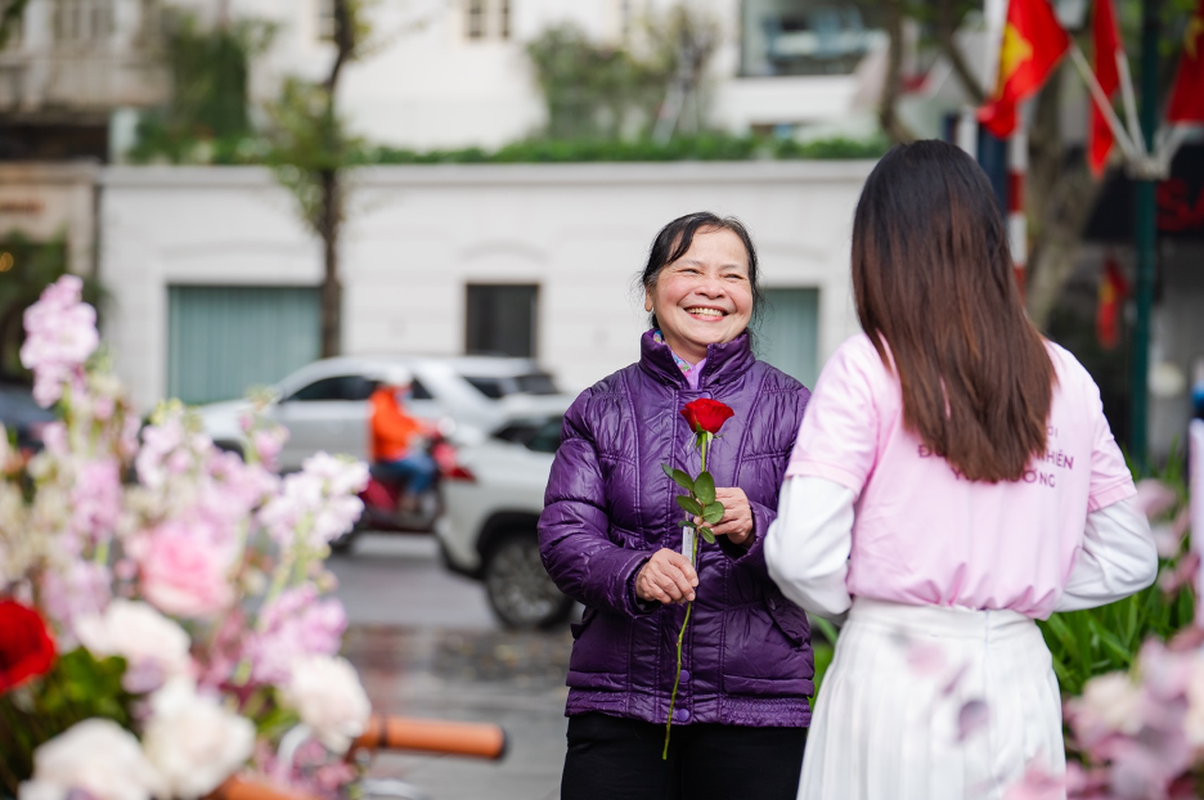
[798, 598, 1065, 800]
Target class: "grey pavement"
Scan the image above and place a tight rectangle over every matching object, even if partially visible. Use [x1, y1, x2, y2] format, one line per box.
[330, 534, 570, 800]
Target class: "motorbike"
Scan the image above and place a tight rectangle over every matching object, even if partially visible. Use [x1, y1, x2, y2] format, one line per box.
[331, 418, 462, 553]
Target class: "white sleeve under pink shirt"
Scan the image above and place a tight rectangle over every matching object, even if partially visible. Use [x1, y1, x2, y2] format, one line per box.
[765, 333, 1158, 621]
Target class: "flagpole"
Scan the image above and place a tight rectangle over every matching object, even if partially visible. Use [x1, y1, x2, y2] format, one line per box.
[1115, 49, 1144, 157]
[1067, 42, 1142, 161]
[1129, 0, 1161, 468]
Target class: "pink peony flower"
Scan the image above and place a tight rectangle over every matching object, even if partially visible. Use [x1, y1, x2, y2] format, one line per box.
[139, 527, 235, 618]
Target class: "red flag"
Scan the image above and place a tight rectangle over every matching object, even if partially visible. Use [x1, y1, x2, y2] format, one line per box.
[1095, 255, 1129, 351]
[1089, 0, 1122, 176]
[1167, 0, 1204, 123]
[978, 0, 1071, 138]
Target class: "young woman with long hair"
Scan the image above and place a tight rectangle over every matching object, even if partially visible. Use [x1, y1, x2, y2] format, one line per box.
[765, 139, 1158, 800]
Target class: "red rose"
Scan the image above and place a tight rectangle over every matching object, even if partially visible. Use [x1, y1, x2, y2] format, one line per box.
[680, 398, 735, 436]
[0, 599, 56, 693]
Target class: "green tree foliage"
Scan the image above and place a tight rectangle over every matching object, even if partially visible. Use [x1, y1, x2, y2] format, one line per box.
[264, 78, 365, 233]
[525, 23, 669, 140]
[127, 14, 272, 164]
[0, 0, 30, 49]
[368, 132, 889, 164]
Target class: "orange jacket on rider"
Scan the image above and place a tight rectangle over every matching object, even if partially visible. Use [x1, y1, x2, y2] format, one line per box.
[368, 387, 423, 462]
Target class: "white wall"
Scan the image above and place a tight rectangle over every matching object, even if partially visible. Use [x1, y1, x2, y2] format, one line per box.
[99, 161, 872, 411]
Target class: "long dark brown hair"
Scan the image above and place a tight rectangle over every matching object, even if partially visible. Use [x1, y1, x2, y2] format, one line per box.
[852, 139, 1054, 483]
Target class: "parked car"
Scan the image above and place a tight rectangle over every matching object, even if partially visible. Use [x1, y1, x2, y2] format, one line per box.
[436, 412, 575, 630]
[0, 381, 54, 456]
[192, 355, 573, 473]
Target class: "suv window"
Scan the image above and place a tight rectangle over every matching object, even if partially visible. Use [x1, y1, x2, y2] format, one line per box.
[525, 417, 562, 453]
[464, 372, 559, 399]
[464, 376, 505, 399]
[494, 416, 562, 454]
[409, 378, 433, 400]
[287, 375, 375, 402]
[515, 372, 559, 395]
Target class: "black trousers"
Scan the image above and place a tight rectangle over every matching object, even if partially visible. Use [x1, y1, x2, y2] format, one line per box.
[560, 712, 807, 800]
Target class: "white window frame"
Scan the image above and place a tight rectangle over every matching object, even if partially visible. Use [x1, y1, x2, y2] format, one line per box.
[463, 0, 509, 42]
[317, 0, 337, 42]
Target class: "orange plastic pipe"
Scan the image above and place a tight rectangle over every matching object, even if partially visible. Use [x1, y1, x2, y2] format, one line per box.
[212, 776, 321, 800]
[351, 713, 508, 760]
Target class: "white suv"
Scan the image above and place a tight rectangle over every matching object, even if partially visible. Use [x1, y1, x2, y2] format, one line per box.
[192, 355, 572, 472]
[435, 413, 575, 629]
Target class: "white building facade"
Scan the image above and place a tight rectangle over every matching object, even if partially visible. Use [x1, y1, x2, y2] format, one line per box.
[99, 160, 872, 411]
[159, 0, 885, 151]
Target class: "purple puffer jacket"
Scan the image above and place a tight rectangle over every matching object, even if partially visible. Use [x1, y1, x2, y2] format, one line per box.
[538, 330, 814, 728]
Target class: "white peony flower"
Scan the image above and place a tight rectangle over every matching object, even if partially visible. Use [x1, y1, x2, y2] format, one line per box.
[18, 718, 164, 800]
[1078, 671, 1145, 736]
[280, 654, 371, 753]
[141, 677, 256, 800]
[74, 599, 193, 685]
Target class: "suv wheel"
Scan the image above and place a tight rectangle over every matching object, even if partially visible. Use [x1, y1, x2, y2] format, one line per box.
[483, 529, 573, 630]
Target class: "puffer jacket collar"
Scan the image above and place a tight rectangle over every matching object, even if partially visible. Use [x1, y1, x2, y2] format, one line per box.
[638, 329, 756, 390]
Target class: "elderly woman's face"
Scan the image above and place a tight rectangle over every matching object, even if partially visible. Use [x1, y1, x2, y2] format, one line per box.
[645, 227, 753, 365]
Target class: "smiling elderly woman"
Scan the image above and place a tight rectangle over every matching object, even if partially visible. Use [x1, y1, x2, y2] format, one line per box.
[537, 212, 815, 800]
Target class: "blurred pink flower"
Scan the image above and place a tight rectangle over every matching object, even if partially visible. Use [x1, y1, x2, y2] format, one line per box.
[38, 560, 110, 637]
[1003, 760, 1066, 800]
[956, 699, 990, 742]
[70, 459, 123, 546]
[139, 526, 235, 618]
[904, 640, 947, 677]
[7, 276, 375, 800]
[19, 275, 99, 408]
[258, 454, 367, 550]
[1159, 551, 1201, 596]
[1132, 479, 1178, 520]
[244, 586, 347, 685]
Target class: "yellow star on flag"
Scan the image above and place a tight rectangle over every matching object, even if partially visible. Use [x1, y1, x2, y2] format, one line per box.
[1186, 14, 1204, 60]
[993, 21, 1035, 100]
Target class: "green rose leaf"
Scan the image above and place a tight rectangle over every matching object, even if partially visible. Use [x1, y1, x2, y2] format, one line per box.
[676, 495, 704, 516]
[702, 501, 724, 525]
[699, 527, 716, 544]
[661, 464, 696, 493]
[694, 471, 716, 505]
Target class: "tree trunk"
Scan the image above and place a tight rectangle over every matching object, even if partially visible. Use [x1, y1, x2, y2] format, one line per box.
[316, 0, 354, 358]
[879, 0, 918, 143]
[1023, 72, 1104, 331]
[318, 167, 341, 358]
[934, 0, 985, 104]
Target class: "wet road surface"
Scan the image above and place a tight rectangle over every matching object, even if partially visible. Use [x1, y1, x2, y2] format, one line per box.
[330, 534, 571, 800]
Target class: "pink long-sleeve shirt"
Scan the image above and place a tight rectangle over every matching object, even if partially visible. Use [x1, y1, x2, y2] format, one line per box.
[767, 333, 1148, 620]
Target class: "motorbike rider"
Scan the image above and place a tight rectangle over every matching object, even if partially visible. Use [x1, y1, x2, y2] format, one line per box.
[368, 365, 437, 513]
